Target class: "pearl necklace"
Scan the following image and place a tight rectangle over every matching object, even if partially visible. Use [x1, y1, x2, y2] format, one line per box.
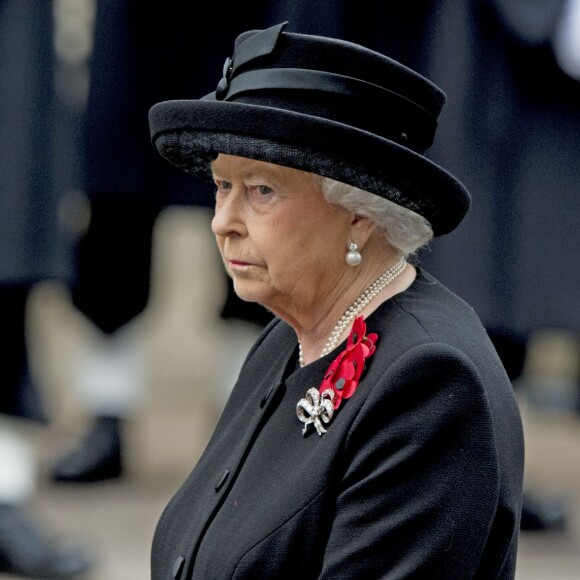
[298, 257, 407, 367]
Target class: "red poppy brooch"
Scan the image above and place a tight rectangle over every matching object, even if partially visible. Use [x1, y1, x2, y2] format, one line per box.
[296, 316, 378, 436]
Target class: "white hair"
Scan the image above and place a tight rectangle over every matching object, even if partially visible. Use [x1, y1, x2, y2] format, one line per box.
[320, 177, 434, 256]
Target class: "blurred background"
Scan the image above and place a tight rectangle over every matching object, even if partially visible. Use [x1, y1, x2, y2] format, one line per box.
[1, 0, 579, 578]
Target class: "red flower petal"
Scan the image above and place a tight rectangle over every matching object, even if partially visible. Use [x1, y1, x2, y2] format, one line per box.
[316, 316, 377, 412]
[359, 343, 371, 357]
[339, 362, 356, 381]
[352, 348, 365, 370]
[342, 380, 358, 399]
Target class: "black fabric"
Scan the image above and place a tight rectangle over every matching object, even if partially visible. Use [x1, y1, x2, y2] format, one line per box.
[215, 67, 437, 152]
[70, 198, 159, 334]
[0, 285, 46, 421]
[488, 327, 529, 383]
[0, 0, 63, 285]
[71, 0, 271, 331]
[0, 1, 64, 421]
[220, 21, 288, 78]
[228, 24, 445, 112]
[151, 270, 524, 579]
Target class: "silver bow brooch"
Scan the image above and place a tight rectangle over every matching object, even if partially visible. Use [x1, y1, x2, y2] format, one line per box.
[296, 388, 336, 436]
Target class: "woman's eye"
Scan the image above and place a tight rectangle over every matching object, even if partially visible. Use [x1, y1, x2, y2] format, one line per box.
[215, 180, 232, 191]
[257, 185, 273, 195]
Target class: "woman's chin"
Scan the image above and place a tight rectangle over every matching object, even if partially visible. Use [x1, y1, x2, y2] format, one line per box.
[231, 279, 273, 307]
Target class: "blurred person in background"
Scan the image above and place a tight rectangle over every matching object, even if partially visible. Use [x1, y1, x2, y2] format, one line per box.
[50, 0, 274, 484]
[0, 1, 92, 577]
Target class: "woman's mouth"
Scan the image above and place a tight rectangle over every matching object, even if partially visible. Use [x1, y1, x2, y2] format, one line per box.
[229, 259, 252, 268]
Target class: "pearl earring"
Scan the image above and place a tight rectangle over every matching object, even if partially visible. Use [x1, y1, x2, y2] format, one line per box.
[345, 242, 362, 266]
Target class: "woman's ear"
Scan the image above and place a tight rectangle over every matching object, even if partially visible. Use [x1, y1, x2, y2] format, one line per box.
[349, 214, 377, 250]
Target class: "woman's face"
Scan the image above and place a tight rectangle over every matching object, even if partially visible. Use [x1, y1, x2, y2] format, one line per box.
[211, 154, 353, 318]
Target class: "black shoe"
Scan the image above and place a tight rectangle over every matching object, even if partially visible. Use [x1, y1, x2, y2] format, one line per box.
[0, 503, 93, 578]
[52, 416, 123, 483]
[520, 491, 568, 532]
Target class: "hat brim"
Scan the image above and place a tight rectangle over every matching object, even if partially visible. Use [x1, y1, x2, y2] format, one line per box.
[149, 99, 470, 236]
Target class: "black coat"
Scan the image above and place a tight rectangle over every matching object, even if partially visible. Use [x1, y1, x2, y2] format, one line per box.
[151, 270, 524, 579]
[0, 0, 62, 285]
[0, 0, 68, 420]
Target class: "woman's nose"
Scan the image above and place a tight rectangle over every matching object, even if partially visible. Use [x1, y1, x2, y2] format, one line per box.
[211, 189, 245, 237]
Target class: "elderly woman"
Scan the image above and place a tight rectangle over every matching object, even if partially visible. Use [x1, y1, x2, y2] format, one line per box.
[148, 23, 524, 580]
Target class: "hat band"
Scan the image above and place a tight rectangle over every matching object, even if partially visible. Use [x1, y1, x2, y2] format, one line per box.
[214, 67, 437, 153]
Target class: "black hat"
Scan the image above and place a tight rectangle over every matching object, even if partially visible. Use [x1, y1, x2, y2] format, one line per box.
[149, 22, 470, 235]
